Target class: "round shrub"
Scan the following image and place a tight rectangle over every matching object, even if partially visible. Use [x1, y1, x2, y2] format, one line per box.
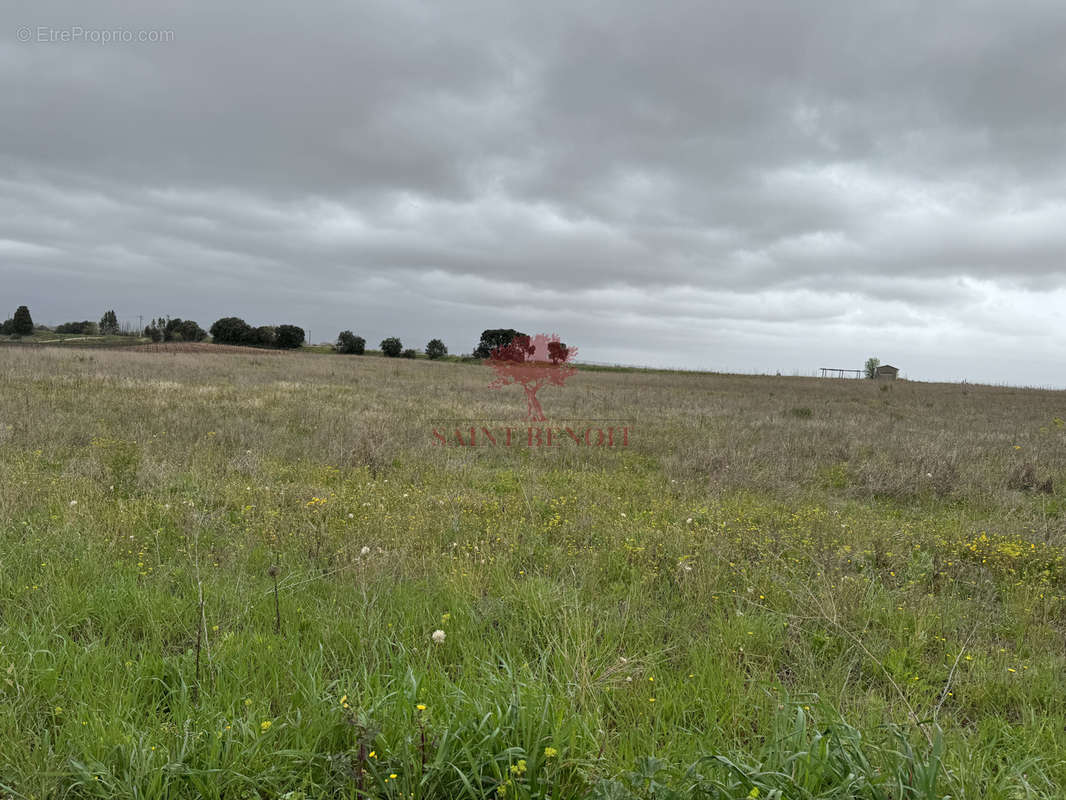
[425, 338, 447, 359]
[337, 331, 366, 354]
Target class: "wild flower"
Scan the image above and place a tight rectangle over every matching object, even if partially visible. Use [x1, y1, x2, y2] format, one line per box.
[360, 546, 371, 556]
[431, 629, 446, 644]
[544, 746, 558, 758]
[260, 720, 272, 732]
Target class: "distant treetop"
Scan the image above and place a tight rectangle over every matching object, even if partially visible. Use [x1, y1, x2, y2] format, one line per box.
[474, 329, 526, 359]
[11, 306, 34, 335]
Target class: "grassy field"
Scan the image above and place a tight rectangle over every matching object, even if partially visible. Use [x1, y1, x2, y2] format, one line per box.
[1, 346, 1064, 799]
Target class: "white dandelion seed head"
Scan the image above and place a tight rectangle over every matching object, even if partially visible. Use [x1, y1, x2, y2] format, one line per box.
[431, 629, 446, 644]
[360, 546, 371, 556]
[347, 513, 354, 518]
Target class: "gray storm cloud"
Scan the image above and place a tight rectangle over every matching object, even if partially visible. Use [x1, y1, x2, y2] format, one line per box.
[3, 0, 1066, 385]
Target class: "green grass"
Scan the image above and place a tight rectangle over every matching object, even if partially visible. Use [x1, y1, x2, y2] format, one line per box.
[0, 332, 144, 348]
[1, 347, 1064, 798]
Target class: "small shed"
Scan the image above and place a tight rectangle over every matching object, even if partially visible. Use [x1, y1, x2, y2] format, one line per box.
[874, 364, 899, 380]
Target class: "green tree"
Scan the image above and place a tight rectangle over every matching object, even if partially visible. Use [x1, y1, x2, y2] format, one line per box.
[274, 325, 305, 349]
[864, 357, 881, 379]
[12, 306, 34, 335]
[253, 326, 276, 347]
[174, 319, 207, 342]
[148, 317, 207, 342]
[380, 337, 403, 357]
[99, 310, 120, 335]
[474, 329, 525, 359]
[336, 331, 366, 354]
[210, 317, 254, 345]
[425, 338, 447, 359]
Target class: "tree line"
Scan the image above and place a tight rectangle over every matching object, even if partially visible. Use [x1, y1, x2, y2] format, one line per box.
[335, 330, 533, 359]
[208, 317, 305, 348]
[337, 332, 448, 359]
[5, 305, 537, 362]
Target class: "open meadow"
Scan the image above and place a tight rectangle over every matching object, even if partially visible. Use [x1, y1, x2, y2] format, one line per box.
[1, 345, 1065, 799]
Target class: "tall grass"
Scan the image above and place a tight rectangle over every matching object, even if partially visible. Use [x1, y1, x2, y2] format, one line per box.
[0, 346, 1063, 798]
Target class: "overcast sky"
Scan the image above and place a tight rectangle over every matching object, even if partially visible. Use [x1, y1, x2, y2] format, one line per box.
[3, 1, 1066, 386]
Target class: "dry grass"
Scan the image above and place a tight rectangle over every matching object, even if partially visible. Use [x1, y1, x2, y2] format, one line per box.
[129, 342, 293, 355]
[1, 346, 1065, 798]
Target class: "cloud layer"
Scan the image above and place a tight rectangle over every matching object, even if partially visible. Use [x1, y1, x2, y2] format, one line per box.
[4, 1, 1066, 385]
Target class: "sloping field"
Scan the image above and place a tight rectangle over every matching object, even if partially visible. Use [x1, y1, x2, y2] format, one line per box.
[1, 346, 1064, 798]
[129, 342, 291, 355]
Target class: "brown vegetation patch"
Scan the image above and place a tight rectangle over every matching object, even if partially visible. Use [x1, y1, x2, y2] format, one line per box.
[1007, 462, 1054, 493]
[130, 342, 290, 355]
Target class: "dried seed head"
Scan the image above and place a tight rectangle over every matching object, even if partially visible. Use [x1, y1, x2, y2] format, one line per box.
[268, 565, 279, 577]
